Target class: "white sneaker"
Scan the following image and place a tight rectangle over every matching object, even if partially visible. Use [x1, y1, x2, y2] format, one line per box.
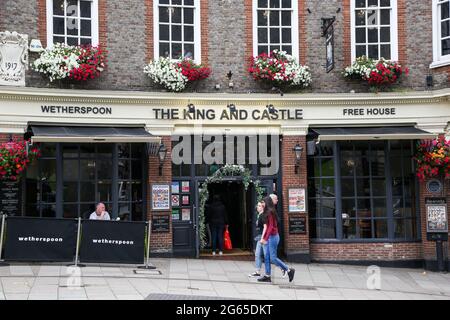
[219, 251, 223, 256]
[212, 252, 216, 256]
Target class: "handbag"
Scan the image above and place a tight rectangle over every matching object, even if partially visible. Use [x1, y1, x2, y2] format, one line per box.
[223, 226, 233, 250]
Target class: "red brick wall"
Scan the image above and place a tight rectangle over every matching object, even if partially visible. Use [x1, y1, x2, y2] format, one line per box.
[342, 0, 351, 67]
[147, 136, 173, 252]
[311, 242, 423, 261]
[145, 0, 154, 62]
[200, 0, 208, 65]
[244, 0, 253, 73]
[397, 0, 407, 65]
[281, 136, 309, 257]
[37, 0, 47, 47]
[298, 0, 307, 65]
[98, 0, 107, 49]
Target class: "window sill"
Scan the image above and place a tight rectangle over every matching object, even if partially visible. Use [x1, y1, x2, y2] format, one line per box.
[429, 60, 450, 69]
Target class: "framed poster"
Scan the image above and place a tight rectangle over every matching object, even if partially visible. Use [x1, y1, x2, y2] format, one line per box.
[151, 184, 170, 211]
[171, 181, 180, 194]
[182, 208, 191, 221]
[171, 194, 180, 207]
[182, 195, 190, 206]
[181, 181, 190, 193]
[426, 198, 448, 234]
[288, 188, 307, 213]
[172, 209, 180, 221]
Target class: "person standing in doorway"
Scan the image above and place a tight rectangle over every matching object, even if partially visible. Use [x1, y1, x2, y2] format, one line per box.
[208, 194, 228, 256]
[258, 196, 295, 283]
[249, 200, 266, 277]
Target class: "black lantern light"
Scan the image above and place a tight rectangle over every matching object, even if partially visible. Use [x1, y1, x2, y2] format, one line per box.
[293, 144, 303, 174]
[227, 103, 236, 112]
[158, 143, 167, 175]
[187, 103, 195, 113]
[266, 104, 276, 114]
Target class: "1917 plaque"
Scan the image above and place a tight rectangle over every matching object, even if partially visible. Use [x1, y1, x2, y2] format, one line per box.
[0, 180, 21, 216]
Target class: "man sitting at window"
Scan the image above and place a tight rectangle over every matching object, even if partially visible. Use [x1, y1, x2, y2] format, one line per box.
[89, 203, 111, 221]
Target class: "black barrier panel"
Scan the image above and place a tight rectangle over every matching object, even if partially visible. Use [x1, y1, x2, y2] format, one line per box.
[79, 220, 146, 264]
[3, 217, 77, 262]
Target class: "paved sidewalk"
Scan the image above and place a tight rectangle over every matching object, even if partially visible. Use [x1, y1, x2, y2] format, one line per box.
[0, 259, 449, 300]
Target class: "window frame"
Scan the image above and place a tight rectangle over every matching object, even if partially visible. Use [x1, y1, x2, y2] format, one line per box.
[431, 0, 450, 68]
[153, 0, 202, 64]
[252, 0, 299, 60]
[308, 139, 420, 242]
[350, 0, 399, 62]
[46, 0, 99, 48]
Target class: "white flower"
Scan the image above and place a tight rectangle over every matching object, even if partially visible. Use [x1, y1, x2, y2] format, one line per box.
[144, 57, 188, 92]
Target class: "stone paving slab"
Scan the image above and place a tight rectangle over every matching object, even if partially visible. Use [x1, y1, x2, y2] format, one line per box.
[0, 259, 450, 300]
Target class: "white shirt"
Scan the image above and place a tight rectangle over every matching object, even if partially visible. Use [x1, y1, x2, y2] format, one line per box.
[89, 211, 111, 221]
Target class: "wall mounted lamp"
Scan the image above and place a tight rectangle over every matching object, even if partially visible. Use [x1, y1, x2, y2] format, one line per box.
[293, 144, 303, 174]
[158, 143, 167, 176]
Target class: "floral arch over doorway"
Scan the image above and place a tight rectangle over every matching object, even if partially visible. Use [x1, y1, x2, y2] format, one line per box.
[198, 164, 265, 249]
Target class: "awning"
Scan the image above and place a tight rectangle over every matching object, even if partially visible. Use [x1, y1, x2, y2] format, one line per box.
[309, 126, 437, 141]
[29, 125, 161, 144]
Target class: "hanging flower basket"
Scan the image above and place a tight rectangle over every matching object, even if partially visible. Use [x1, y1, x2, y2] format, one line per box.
[343, 56, 408, 89]
[0, 140, 40, 182]
[144, 57, 211, 92]
[32, 43, 106, 83]
[414, 136, 450, 181]
[248, 50, 312, 91]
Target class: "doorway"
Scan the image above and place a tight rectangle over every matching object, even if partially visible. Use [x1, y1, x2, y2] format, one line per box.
[207, 181, 252, 251]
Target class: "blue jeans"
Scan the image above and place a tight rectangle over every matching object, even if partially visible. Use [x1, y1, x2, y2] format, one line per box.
[211, 224, 224, 252]
[263, 234, 289, 276]
[254, 235, 265, 270]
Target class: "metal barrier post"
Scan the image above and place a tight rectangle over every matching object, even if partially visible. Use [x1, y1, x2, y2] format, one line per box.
[138, 220, 156, 270]
[70, 217, 85, 267]
[0, 214, 9, 266]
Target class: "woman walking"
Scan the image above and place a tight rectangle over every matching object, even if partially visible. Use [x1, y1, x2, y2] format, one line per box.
[249, 200, 266, 277]
[258, 196, 295, 283]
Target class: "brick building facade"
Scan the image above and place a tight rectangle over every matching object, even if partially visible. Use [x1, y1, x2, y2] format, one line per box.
[0, 0, 449, 270]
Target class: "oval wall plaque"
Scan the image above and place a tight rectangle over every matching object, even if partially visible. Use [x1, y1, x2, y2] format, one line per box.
[426, 179, 443, 194]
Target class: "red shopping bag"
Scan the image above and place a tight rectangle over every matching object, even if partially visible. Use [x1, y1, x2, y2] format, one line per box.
[224, 226, 233, 250]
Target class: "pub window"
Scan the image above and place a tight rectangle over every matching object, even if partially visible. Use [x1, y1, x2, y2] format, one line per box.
[308, 142, 337, 239]
[25, 143, 57, 218]
[431, 0, 450, 68]
[24, 143, 146, 221]
[253, 0, 299, 58]
[308, 140, 419, 241]
[46, 0, 99, 46]
[352, 0, 398, 61]
[155, 0, 201, 62]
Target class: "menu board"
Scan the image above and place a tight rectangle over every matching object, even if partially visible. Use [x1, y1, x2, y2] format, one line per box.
[289, 216, 307, 234]
[0, 181, 21, 216]
[151, 184, 170, 211]
[151, 215, 170, 233]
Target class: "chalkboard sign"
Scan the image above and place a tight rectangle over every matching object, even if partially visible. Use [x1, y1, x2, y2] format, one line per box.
[0, 180, 21, 216]
[289, 216, 306, 234]
[151, 215, 170, 233]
